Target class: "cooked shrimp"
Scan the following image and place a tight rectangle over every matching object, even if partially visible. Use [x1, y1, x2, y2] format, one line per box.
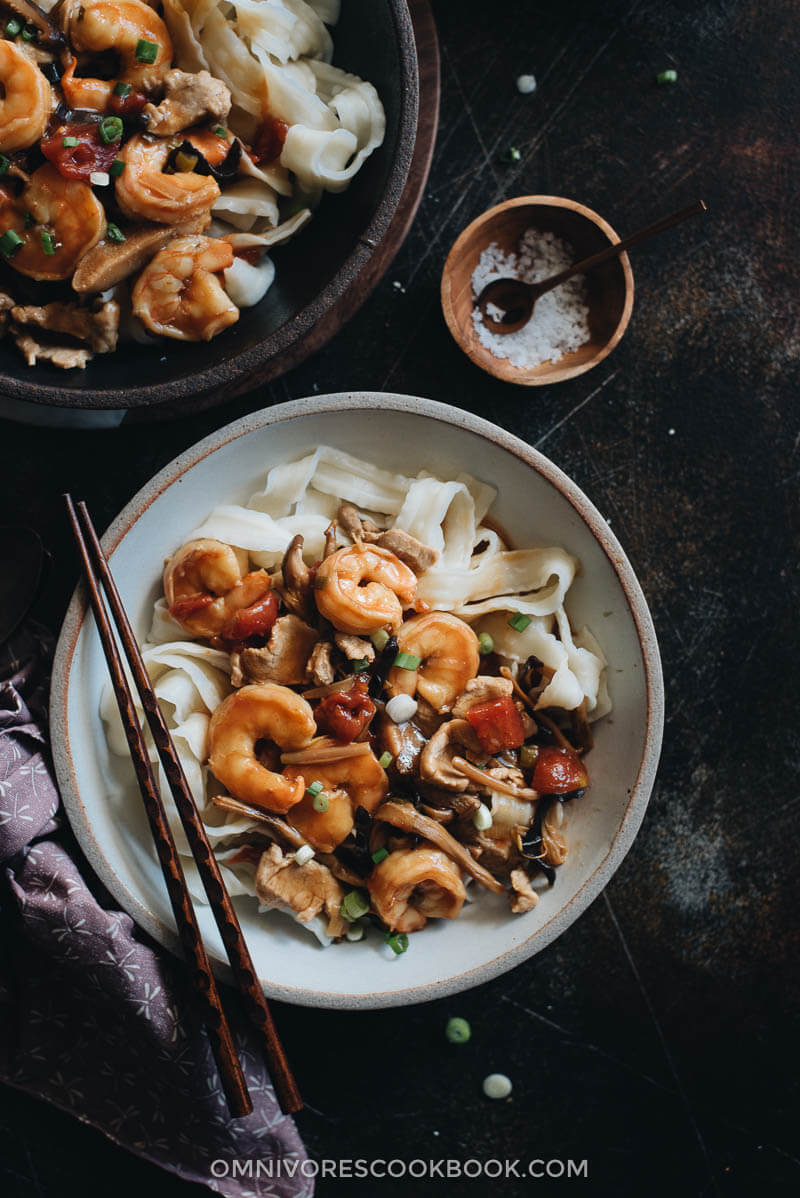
[208, 683, 317, 813]
[284, 788, 353, 854]
[163, 538, 270, 636]
[0, 41, 51, 152]
[132, 236, 238, 342]
[61, 0, 173, 110]
[284, 749, 389, 851]
[314, 544, 417, 635]
[0, 165, 105, 282]
[116, 136, 220, 226]
[368, 845, 466, 932]
[387, 612, 480, 713]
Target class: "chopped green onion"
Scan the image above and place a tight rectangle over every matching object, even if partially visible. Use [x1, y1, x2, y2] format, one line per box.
[378, 751, 393, 769]
[0, 155, 8, 176]
[40, 231, 56, 256]
[294, 844, 315, 866]
[370, 628, 390, 652]
[4, 18, 22, 36]
[384, 930, 409, 955]
[371, 847, 389, 865]
[508, 611, 532, 632]
[445, 1017, 471, 1044]
[23, 211, 34, 228]
[62, 136, 80, 148]
[350, 657, 370, 673]
[0, 229, 24, 258]
[110, 159, 125, 177]
[393, 651, 421, 671]
[98, 116, 124, 145]
[340, 889, 369, 922]
[499, 145, 521, 163]
[135, 38, 159, 64]
[21, 24, 37, 41]
[657, 68, 678, 84]
[477, 632, 494, 655]
[346, 924, 365, 942]
[305, 780, 323, 798]
[312, 792, 329, 813]
[213, 125, 228, 138]
[113, 81, 132, 97]
[519, 743, 539, 771]
[106, 223, 125, 243]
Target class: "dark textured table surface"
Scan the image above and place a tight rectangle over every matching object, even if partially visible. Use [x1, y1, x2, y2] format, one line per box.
[2, 1, 798, 1195]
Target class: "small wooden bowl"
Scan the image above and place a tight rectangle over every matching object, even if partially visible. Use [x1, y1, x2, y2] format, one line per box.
[441, 195, 634, 385]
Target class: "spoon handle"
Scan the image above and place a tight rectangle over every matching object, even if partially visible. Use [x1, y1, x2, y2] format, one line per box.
[541, 199, 707, 292]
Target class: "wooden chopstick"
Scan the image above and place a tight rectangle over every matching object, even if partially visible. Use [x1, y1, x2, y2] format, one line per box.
[69, 498, 302, 1116]
[64, 495, 253, 1119]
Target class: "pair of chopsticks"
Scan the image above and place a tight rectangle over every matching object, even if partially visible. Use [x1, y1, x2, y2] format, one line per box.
[65, 496, 301, 1118]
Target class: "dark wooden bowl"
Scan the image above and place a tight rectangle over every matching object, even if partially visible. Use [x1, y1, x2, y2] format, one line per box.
[0, 0, 418, 411]
[441, 195, 634, 386]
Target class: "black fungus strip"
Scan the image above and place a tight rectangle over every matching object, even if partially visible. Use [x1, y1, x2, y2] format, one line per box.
[519, 654, 544, 692]
[368, 634, 398, 699]
[390, 779, 423, 807]
[540, 788, 586, 803]
[519, 798, 556, 886]
[41, 61, 62, 85]
[54, 105, 104, 126]
[165, 137, 242, 183]
[534, 858, 556, 886]
[334, 804, 373, 877]
[213, 138, 242, 181]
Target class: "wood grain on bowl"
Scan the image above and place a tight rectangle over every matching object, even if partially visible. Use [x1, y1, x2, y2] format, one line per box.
[441, 195, 634, 386]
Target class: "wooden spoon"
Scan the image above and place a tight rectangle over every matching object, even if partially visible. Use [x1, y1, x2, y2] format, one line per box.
[476, 199, 707, 334]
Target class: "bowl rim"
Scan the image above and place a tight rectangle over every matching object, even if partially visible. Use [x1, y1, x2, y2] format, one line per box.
[441, 194, 635, 386]
[50, 391, 664, 1008]
[2, 0, 419, 411]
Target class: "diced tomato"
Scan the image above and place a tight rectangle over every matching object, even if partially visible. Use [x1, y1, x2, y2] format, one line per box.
[251, 115, 288, 165]
[107, 90, 147, 117]
[40, 123, 119, 182]
[531, 746, 589, 794]
[465, 695, 526, 754]
[170, 594, 214, 621]
[220, 591, 279, 642]
[314, 677, 376, 743]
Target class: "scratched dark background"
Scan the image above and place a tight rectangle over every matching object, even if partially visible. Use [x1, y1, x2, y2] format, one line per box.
[1, 0, 798, 1195]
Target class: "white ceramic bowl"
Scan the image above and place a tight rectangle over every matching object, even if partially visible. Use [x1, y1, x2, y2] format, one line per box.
[51, 393, 663, 1009]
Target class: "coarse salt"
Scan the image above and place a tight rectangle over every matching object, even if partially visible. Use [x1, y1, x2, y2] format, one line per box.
[471, 228, 590, 369]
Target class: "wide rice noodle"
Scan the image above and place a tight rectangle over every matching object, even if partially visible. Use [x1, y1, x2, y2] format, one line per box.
[101, 445, 610, 946]
[159, 0, 385, 300]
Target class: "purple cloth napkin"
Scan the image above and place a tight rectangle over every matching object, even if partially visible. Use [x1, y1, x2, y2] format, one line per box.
[0, 622, 312, 1197]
